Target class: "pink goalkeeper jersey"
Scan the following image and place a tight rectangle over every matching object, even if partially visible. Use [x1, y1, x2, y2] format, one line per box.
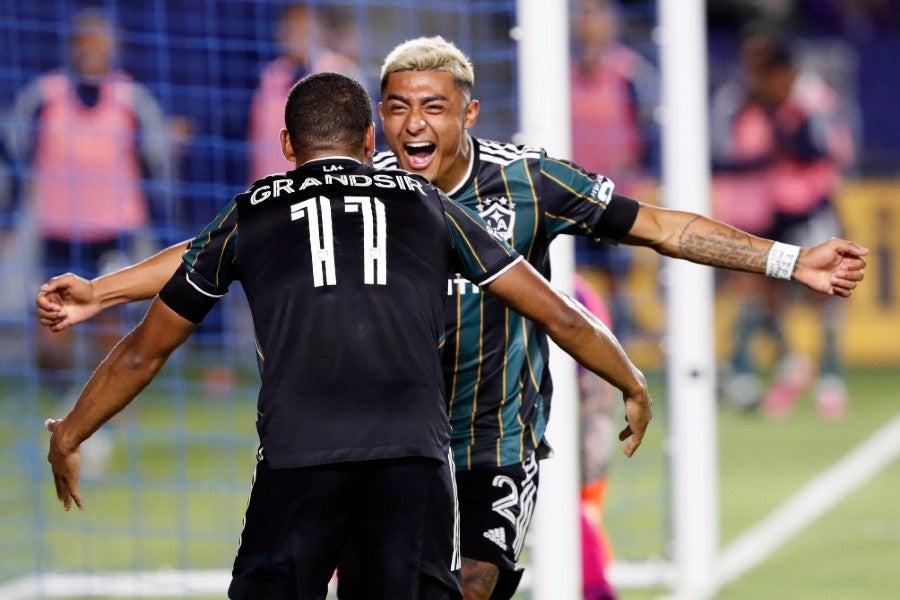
[248, 53, 365, 182]
[32, 71, 147, 241]
[248, 57, 298, 182]
[766, 72, 853, 214]
[713, 71, 854, 230]
[570, 46, 646, 178]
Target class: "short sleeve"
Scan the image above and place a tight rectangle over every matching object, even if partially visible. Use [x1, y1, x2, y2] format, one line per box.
[539, 153, 617, 238]
[159, 199, 239, 323]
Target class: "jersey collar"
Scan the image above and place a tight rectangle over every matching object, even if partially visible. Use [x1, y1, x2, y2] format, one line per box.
[446, 135, 477, 198]
[299, 156, 362, 168]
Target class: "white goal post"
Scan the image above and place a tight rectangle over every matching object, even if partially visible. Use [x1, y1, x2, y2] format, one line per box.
[517, 1, 719, 598]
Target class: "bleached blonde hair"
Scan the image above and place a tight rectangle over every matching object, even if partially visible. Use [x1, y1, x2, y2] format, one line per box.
[380, 36, 475, 95]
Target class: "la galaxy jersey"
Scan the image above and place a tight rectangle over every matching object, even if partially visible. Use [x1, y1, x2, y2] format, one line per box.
[374, 137, 621, 470]
[159, 157, 520, 469]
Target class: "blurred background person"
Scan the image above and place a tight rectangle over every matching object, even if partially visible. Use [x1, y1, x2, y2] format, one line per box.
[5, 8, 173, 399]
[570, 0, 659, 345]
[215, 3, 367, 394]
[0, 122, 17, 243]
[0, 125, 25, 325]
[575, 273, 619, 600]
[710, 28, 856, 419]
[248, 3, 365, 181]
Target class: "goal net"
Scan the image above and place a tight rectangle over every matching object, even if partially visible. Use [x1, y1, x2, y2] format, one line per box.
[0, 2, 669, 598]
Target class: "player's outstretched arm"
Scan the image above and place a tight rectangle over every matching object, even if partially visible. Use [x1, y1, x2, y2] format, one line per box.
[483, 261, 652, 456]
[36, 240, 190, 331]
[622, 204, 868, 297]
[46, 297, 196, 511]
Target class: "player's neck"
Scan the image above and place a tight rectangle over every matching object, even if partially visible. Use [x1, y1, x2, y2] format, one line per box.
[295, 147, 368, 166]
[434, 134, 474, 195]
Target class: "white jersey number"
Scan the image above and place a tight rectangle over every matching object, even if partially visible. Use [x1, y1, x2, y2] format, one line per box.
[290, 195, 387, 287]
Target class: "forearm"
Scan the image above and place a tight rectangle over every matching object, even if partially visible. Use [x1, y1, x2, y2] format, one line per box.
[51, 335, 165, 453]
[548, 298, 646, 398]
[485, 262, 646, 396]
[92, 240, 189, 308]
[625, 205, 774, 275]
[52, 299, 194, 453]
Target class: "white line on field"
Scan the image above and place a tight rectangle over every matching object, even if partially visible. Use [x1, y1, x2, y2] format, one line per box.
[4, 418, 899, 600]
[668, 413, 900, 600]
[0, 570, 231, 599]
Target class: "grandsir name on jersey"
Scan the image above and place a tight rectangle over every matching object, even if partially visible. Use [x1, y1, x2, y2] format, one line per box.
[374, 137, 639, 470]
[248, 170, 429, 205]
[158, 157, 521, 470]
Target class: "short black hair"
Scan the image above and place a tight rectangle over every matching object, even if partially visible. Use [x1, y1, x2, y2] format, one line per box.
[739, 25, 794, 70]
[284, 72, 373, 154]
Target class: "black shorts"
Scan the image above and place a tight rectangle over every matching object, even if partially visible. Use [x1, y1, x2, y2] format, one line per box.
[454, 452, 539, 572]
[229, 453, 461, 600]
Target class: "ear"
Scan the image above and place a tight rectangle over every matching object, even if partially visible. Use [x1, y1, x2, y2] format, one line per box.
[363, 122, 376, 158]
[463, 98, 479, 130]
[280, 128, 296, 163]
[377, 102, 385, 127]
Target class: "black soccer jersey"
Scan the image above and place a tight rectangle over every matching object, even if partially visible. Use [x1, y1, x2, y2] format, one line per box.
[374, 137, 638, 470]
[159, 157, 520, 469]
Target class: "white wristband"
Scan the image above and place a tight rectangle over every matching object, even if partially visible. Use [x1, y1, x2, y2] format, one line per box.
[766, 242, 801, 280]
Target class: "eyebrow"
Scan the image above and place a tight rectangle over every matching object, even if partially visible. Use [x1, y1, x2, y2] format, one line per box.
[384, 93, 450, 104]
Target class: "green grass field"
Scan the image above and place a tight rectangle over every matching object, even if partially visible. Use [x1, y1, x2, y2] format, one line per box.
[604, 367, 900, 600]
[1, 366, 898, 599]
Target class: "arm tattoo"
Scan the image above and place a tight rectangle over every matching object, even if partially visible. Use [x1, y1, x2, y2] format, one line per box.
[677, 217, 769, 271]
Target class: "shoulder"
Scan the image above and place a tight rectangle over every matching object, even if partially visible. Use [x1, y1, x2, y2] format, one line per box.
[235, 172, 289, 203]
[310, 50, 363, 80]
[106, 70, 159, 105]
[372, 149, 398, 169]
[609, 44, 654, 75]
[33, 70, 68, 98]
[251, 58, 296, 100]
[106, 70, 136, 93]
[791, 72, 841, 112]
[476, 137, 543, 167]
[373, 167, 441, 201]
[260, 57, 292, 81]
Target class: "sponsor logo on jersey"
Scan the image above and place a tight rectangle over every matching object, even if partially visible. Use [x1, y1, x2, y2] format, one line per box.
[478, 196, 515, 241]
[447, 274, 481, 296]
[483, 527, 508, 551]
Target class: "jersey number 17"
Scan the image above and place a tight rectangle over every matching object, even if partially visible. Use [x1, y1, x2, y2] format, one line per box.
[290, 195, 387, 287]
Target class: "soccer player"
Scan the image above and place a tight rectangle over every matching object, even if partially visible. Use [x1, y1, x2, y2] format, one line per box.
[38, 37, 868, 599]
[44, 71, 652, 600]
[371, 36, 866, 599]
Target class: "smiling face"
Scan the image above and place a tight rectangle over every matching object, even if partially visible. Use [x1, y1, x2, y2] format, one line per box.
[378, 69, 479, 193]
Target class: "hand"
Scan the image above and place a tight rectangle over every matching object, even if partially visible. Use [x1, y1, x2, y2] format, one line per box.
[618, 389, 653, 457]
[36, 273, 99, 332]
[794, 238, 869, 297]
[45, 418, 84, 511]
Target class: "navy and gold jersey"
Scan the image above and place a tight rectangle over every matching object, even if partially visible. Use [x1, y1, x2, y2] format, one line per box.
[159, 157, 520, 469]
[374, 137, 636, 470]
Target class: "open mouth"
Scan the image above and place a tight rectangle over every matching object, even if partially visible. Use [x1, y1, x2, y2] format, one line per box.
[403, 141, 436, 171]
